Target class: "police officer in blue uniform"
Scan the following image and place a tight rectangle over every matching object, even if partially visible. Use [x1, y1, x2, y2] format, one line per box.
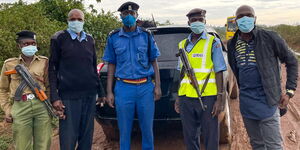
[102, 2, 161, 150]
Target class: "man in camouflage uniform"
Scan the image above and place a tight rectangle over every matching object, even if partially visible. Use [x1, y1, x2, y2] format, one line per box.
[0, 30, 52, 150]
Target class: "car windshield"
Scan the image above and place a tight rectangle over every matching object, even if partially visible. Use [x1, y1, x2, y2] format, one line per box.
[227, 22, 236, 32]
[153, 33, 189, 61]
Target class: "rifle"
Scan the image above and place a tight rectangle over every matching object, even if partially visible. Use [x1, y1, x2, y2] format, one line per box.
[5, 64, 57, 118]
[176, 48, 208, 111]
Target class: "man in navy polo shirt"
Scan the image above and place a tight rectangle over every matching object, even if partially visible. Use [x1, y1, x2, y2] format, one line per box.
[103, 2, 161, 150]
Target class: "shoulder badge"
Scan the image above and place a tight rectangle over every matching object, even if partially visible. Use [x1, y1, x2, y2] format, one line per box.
[140, 27, 152, 35]
[108, 29, 121, 37]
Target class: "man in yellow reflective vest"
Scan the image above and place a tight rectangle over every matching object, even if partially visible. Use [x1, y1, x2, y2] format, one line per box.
[174, 8, 227, 150]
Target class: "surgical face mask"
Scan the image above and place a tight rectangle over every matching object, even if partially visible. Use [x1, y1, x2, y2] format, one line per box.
[68, 20, 84, 33]
[190, 21, 205, 34]
[21, 45, 38, 57]
[121, 14, 136, 27]
[236, 16, 255, 33]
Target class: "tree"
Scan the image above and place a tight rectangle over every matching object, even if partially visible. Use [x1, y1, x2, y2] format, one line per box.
[0, 2, 65, 67]
[39, 0, 85, 23]
[0, 0, 122, 68]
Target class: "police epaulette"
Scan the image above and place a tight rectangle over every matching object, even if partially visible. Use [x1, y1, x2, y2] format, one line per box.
[108, 29, 121, 36]
[140, 27, 152, 35]
[4, 57, 18, 64]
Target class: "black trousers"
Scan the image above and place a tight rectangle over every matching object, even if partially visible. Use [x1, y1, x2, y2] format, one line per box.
[179, 96, 219, 150]
[59, 95, 96, 150]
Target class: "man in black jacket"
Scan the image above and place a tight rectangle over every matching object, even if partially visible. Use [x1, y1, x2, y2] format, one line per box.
[227, 5, 298, 150]
[48, 9, 105, 150]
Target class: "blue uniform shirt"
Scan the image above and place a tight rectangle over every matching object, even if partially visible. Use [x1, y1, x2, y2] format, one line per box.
[235, 38, 277, 120]
[102, 27, 160, 79]
[177, 31, 227, 73]
[67, 29, 87, 42]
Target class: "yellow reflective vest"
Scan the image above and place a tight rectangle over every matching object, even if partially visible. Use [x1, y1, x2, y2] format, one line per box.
[178, 33, 217, 97]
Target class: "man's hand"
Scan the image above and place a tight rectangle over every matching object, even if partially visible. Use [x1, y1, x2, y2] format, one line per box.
[106, 92, 114, 108]
[174, 98, 180, 114]
[55, 110, 66, 120]
[154, 86, 162, 101]
[212, 95, 224, 117]
[279, 94, 291, 109]
[52, 100, 65, 111]
[97, 97, 106, 107]
[5, 113, 13, 123]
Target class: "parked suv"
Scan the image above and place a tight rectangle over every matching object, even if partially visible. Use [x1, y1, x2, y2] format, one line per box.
[96, 26, 233, 143]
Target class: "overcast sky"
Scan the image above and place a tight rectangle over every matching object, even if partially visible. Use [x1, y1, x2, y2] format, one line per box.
[1, 0, 299, 26]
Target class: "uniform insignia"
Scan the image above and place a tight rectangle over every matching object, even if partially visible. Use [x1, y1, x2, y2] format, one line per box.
[192, 53, 204, 58]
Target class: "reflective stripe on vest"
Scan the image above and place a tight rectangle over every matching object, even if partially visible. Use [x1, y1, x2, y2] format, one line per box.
[178, 33, 217, 97]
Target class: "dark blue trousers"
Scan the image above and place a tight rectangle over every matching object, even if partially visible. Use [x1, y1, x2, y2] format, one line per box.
[59, 95, 96, 150]
[179, 96, 219, 150]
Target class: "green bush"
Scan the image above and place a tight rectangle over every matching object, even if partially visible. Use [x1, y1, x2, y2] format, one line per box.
[269, 25, 300, 52]
[0, 2, 65, 67]
[0, 0, 122, 69]
[0, 135, 13, 150]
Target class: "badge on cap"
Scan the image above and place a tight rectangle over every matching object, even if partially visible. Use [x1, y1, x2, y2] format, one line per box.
[128, 5, 132, 10]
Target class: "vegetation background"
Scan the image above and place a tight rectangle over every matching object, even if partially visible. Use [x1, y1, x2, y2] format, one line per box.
[0, 0, 299, 149]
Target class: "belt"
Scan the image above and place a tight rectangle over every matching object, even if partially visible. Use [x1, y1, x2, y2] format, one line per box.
[116, 77, 148, 84]
[18, 93, 35, 101]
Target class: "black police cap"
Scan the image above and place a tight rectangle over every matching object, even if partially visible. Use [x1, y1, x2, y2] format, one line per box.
[16, 30, 36, 40]
[118, 1, 139, 12]
[186, 8, 206, 18]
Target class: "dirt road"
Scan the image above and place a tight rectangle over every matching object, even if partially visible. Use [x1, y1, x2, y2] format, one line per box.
[35, 66, 300, 150]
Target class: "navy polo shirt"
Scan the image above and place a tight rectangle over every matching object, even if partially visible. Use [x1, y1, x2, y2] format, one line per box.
[235, 37, 276, 120]
[102, 27, 160, 79]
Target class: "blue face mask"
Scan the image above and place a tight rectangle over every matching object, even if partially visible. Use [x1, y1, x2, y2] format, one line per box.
[236, 16, 255, 33]
[68, 20, 84, 33]
[21, 45, 38, 57]
[121, 14, 136, 27]
[190, 21, 205, 34]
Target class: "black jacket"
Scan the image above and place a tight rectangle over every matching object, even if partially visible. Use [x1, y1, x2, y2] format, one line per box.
[227, 28, 298, 106]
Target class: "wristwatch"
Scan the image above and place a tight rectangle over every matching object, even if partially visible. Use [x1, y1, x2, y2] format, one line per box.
[286, 89, 295, 98]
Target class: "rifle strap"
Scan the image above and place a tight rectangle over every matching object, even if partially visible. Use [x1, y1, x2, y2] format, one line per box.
[179, 39, 190, 81]
[200, 70, 212, 95]
[14, 80, 27, 101]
